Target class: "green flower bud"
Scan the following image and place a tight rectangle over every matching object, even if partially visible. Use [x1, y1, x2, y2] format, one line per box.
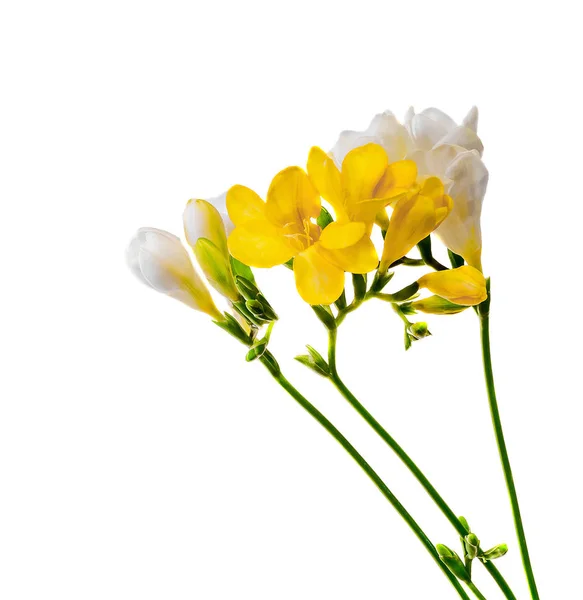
[480, 543, 508, 561]
[436, 544, 470, 583]
[464, 533, 480, 560]
[411, 295, 469, 315]
[246, 339, 268, 362]
[458, 516, 470, 533]
[409, 321, 430, 340]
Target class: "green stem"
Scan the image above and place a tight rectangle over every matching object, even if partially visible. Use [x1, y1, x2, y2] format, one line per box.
[259, 350, 472, 600]
[480, 311, 540, 599]
[327, 328, 517, 600]
[467, 582, 488, 600]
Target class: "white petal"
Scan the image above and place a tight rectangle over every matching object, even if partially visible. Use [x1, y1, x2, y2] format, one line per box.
[437, 126, 484, 155]
[419, 107, 457, 130]
[436, 150, 488, 263]
[409, 113, 451, 151]
[462, 106, 479, 132]
[126, 236, 152, 288]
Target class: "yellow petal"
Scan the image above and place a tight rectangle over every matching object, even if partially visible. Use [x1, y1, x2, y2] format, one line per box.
[380, 187, 453, 269]
[341, 143, 389, 206]
[375, 160, 418, 198]
[293, 245, 345, 305]
[266, 166, 321, 227]
[227, 185, 266, 226]
[228, 220, 295, 268]
[319, 221, 366, 249]
[420, 176, 445, 200]
[307, 146, 346, 219]
[417, 265, 487, 306]
[320, 236, 378, 274]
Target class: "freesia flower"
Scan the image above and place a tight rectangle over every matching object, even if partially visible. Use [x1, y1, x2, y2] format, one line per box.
[226, 166, 378, 305]
[330, 107, 488, 270]
[183, 199, 240, 302]
[417, 265, 487, 306]
[308, 142, 417, 223]
[127, 227, 223, 319]
[380, 178, 453, 271]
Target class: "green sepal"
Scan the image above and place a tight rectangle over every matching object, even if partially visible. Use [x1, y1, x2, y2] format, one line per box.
[283, 258, 294, 270]
[213, 313, 252, 345]
[312, 305, 337, 330]
[317, 206, 334, 229]
[480, 543, 508, 561]
[295, 355, 330, 378]
[399, 302, 417, 316]
[370, 270, 394, 293]
[448, 249, 465, 269]
[352, 273, 367, 301]
[334, 289, 347, 310]
[236, 275, 261, 300]
[230, 256, 256, 284]
[464, 533, 480, 561]
[246, 338, 268, 362]
[232, 300, 267, 327]
[390, 281, 420, 302]
[404, 330, 413, 351]
[436, 544, 471, 583]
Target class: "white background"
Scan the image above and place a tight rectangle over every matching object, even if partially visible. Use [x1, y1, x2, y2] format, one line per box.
[1, 1, 582, 598]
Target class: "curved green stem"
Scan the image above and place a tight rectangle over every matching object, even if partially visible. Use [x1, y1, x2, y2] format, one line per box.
[259, 351, 472, 600]
[327, 328, 516, 600]
[480, 311, 540, 599]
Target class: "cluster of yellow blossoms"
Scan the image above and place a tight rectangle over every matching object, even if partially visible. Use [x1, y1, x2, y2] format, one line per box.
[128, 106, 488, 327]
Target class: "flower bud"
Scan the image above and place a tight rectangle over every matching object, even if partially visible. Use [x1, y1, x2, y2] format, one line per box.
[127, 228, 222, 320]
[464, 533, 480, 560]
[183, 199, 239, 302]
[436, 544, 470, 583]
[417, 265, 487, 306]
[409, 322, 430, 340]
[411, 295, 469, 315]
[480, 543, 508, 561]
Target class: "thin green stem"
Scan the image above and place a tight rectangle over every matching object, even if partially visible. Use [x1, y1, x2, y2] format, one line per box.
[480, 311, 540, 599]
[327, 328, 517, 600]
[258, 350, 472, 600]
[468, 582, 488, 600]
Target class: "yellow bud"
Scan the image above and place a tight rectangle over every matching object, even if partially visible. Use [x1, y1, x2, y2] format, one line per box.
[380, 177, 453, 271]
[411, 295, 469, 315]
[417, 266, 487, 306]
[184, 199, 239, 302]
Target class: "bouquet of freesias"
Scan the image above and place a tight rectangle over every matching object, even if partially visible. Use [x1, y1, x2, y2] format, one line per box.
[127, 107, 539, 600]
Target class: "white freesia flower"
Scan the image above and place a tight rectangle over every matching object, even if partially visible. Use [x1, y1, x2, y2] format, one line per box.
[329, 106, 488, 269]
[127, 227, 223, 319]
[183, 199, 240, 301]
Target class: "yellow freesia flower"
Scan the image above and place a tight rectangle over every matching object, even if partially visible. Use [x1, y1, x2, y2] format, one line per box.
[227, 167, 378, 305]
[380, 177, 453, 271]
[307, 143, 417, 226]
[417, 265, 487, 306]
